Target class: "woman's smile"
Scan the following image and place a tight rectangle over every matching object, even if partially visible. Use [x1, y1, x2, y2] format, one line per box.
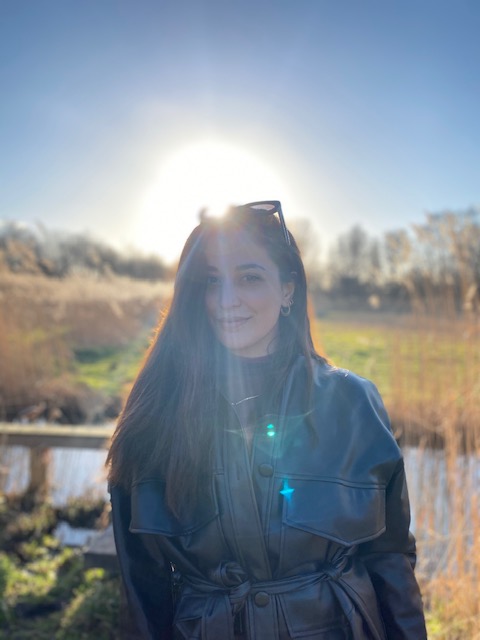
[215, 316, 251, 329]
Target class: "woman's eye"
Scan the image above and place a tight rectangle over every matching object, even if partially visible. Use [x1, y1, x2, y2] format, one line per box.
[241, 274, 262, 284]
[206, 275, 220, 286]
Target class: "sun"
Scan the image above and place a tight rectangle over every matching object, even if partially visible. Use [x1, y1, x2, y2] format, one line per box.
[135, 140, 288, 262]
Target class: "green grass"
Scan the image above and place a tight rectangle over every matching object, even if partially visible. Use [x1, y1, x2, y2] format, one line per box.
[314, 319, 392, 396]
[0, 497, 122, 639]
[314, 315, 480, 408]
[72, 329, 153, 397]
[0, 550, 121, 640]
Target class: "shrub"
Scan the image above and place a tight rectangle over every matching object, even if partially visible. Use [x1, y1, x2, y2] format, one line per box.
[57, 568, 122, 639]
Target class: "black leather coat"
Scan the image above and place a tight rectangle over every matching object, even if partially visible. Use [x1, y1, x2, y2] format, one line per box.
[110, 357, 427, 639]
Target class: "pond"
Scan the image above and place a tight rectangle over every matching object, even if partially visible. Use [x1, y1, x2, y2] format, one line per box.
[2, 443, 478, 575]
[1, 446, 110, 505]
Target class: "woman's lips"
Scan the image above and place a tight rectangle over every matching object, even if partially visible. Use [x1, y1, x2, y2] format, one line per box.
[216, 317, 250, 330]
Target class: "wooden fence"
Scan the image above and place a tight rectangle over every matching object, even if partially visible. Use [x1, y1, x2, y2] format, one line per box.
[0, 422, 118, 571]
[0, 422, 114, 500]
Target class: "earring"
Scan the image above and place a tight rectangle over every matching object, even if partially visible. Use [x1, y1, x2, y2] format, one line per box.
[281, 298, 293, 316]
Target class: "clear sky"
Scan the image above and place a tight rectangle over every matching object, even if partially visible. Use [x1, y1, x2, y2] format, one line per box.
[1, 0, 479, 263]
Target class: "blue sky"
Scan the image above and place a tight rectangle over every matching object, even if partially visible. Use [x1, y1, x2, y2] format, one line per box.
[1, 0, 479, 262]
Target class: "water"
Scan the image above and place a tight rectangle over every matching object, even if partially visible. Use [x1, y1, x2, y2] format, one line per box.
[404, 445, 479, 576]
[2, 445, 479, 514]
[404, 446, 479, 533]
[2, 444, 479, 572]
[1, 446, 109, 505]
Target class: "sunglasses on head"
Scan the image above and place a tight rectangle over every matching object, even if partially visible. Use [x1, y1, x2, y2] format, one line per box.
[233, 200, 291, 246]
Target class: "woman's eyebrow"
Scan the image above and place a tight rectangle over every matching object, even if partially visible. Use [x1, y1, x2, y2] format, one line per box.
[236, 263, 266, 271]
[206, 263, 267, 272]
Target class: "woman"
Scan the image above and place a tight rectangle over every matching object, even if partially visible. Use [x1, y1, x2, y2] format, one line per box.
[108, 201, 427, 639]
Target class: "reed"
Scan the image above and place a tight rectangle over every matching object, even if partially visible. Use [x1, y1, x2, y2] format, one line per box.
[0, 288, 71, 420]
[409, 318, 480, 639]
[315, 307, 480, 639]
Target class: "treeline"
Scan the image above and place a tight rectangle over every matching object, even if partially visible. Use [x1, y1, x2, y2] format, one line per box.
[0, 221, 171, 280]
[2, 208, 480, 315]
[299, 207, 480, 315]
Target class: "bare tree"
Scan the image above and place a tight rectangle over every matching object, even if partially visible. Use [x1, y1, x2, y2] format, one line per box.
[384, 229, 412, 280]
[412, 208, 480, 310]
[326, 225, 384, 288]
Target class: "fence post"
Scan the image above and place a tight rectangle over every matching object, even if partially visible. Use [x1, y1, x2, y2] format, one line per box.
[27, 445, 52, 502]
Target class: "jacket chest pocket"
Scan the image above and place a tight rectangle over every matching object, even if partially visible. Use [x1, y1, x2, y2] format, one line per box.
[282, 476, 386, 546]
[129, 478, 219, 536]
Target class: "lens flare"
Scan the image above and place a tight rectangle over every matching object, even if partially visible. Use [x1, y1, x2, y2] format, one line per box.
[280, 479, 295, 499]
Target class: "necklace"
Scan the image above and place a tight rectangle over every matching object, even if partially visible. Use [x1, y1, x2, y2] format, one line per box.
[230, 394, 261, 406]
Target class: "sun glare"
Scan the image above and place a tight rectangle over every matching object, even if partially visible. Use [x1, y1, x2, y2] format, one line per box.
[135, 140, 288, 262]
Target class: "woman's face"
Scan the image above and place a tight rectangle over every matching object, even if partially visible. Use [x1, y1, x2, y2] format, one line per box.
[204, 230, 294, 358]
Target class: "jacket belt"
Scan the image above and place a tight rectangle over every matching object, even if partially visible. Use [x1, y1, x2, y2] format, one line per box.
[179, 557, 368, 640]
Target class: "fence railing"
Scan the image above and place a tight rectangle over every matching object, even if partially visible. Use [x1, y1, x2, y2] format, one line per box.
[0, 422, 114, 500]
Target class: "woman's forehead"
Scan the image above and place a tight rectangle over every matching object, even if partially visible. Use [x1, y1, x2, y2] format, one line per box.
[204, 229, 275, 270]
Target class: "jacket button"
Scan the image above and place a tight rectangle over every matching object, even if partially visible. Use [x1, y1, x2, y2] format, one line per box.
[254, 592, 270, 607]
[258, 463, 274, 477]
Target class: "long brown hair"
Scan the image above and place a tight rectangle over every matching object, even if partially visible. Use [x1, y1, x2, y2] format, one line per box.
[107, 208, 324, 513]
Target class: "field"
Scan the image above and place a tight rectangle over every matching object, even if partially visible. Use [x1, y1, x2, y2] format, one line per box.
[315, 312, 480, 448]
[0, 273, 170, 422]
[1, 273, 479, 638]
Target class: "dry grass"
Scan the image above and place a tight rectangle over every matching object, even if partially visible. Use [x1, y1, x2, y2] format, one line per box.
[0, 273, 171, 419]
[411, 442, 480, 639]
[316, 310, 480, 449]
[0, 271, 171, 346]
[387, 314, 480, 453]
[316, 309, 480, 639]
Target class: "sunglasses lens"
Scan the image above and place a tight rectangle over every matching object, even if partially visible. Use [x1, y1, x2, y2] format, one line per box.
[248, 203, 277, 213]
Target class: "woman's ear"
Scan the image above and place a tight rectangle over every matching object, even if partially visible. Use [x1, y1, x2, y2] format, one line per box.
[282, 280, 295, 305]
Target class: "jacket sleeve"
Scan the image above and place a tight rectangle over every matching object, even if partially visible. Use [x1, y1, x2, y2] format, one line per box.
[359, 459, 427, 640]
[110, 484, 174, 640]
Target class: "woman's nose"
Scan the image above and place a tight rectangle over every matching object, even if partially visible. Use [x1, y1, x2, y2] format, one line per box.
[219, 282, 240, 308]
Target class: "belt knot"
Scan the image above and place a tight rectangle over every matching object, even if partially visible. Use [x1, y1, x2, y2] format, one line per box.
[322, 555, 349, 581]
